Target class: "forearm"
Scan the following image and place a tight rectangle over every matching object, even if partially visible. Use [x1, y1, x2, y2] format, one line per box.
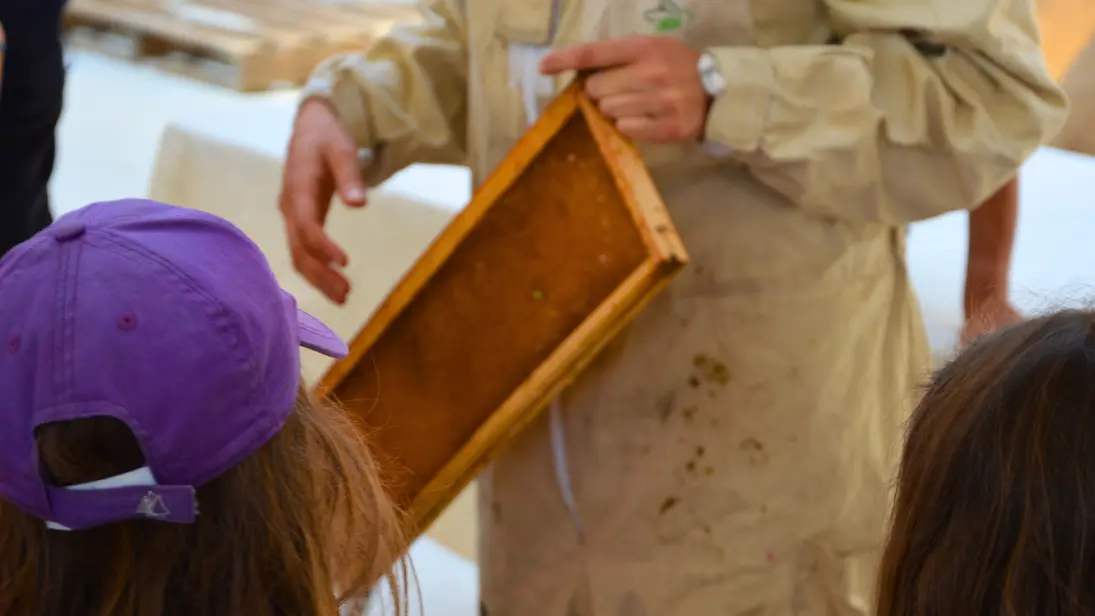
[965, 177, 1018, 310]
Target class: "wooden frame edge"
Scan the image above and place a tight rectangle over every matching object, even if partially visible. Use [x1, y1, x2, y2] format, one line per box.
[577, 95, 688, 267]
[405, 256, 684, 533]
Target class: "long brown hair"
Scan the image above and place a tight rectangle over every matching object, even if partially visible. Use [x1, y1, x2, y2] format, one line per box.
[0, 388, 408, 615]
[876, 309, 1095, 615]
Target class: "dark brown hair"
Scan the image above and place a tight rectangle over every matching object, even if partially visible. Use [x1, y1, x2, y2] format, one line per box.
[0, 388, 407, 616]
[876, 309, 1095, 615]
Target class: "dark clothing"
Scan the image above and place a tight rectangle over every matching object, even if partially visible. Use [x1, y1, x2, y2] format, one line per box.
[0, 0, 67, 256]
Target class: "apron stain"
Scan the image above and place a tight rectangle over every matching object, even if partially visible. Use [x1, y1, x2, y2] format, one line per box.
[692, 354, 730, 400]
[692, 354, 730, 386]
[681, 405, 697, 422]
[685, 445, 712, 476]
[659, 496, 679, 514]
[740, 437, 769, 465]
[655, 391, 676, 422]
[480, 602, 489, 616]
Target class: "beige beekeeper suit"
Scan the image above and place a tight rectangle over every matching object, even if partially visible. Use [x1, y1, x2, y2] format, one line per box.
[303, 0, 1066, 612]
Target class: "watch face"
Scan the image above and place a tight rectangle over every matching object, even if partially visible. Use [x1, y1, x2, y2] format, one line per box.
[698, 53, 724, 96]
[707, 71, 726, 94]
[698, 53, 717, 73]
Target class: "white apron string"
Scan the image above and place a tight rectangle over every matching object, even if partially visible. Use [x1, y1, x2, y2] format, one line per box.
[505, 0, 586, 542]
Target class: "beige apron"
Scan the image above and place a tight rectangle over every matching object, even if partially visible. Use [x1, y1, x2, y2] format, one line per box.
[302, 0, 1067, 612]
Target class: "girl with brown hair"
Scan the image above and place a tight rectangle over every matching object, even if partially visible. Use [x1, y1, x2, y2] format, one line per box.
[876, 307, 1095, 615]
[0, 199, 406, 615]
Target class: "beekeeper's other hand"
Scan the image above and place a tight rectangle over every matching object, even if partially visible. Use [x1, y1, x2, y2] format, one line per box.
[280, 97, 367, 305]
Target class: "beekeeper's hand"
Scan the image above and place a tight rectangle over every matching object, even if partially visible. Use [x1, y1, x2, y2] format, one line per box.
[280, 97, 367, 305]
[540, 35, 707, 143]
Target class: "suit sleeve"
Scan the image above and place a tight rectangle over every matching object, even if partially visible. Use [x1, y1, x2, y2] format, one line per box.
[702, 0, 1068, 224]
[301, 0, 468, 186]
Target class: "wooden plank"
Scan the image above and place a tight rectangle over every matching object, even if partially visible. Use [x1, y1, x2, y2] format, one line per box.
[182, 0, 335, 83]
[300, 0, 421, 25]
[64, 0, 421, 90]
[66, 0, 283, 90]
[210, 0, 409, 71]
[315, 77, 688, 541]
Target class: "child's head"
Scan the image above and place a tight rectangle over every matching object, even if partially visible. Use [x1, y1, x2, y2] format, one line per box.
[876, 309, 1095, 615]
[0, 200, 405, 615]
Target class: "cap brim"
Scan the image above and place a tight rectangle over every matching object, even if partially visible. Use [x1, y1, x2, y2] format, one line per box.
[297, 309, 349, 358]
[283, 291, 349, 358]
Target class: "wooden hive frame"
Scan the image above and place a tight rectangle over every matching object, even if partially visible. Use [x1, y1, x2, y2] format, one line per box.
[316, 76, 688, 539]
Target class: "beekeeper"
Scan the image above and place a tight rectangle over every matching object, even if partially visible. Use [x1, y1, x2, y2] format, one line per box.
[279, 0, 1066, 612]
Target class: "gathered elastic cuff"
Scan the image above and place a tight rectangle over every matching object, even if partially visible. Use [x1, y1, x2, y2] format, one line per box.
[301, 57, 375, 152]
[702, 47, 775, 154]
[301, 59, 394, 187]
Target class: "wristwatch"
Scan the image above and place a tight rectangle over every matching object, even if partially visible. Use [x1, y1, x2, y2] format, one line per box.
[697, 51, 726, 98]
[697, 50, 730, 154]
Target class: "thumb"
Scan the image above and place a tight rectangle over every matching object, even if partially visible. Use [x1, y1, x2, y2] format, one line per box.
[322, 135, 368, 208]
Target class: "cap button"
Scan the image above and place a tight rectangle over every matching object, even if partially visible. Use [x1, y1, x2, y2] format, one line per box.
[51, 220, 86, 242]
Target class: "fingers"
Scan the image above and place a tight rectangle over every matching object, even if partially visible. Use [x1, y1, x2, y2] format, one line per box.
[594, 87, 690, 142]
[280, 102, 360, 303]
[279, 175, 353, 303]
[289, 231, 351, 304]
[616, 116, 687, 143]
[597, 93, 671, 120]
[539, 36, 648, 74]
[280, 152, 350, 265]
[584, 63, 667, 99]
[322, 138, 368, 208]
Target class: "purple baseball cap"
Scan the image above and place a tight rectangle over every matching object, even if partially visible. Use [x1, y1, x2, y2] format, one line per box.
[0, 199, 348, 531]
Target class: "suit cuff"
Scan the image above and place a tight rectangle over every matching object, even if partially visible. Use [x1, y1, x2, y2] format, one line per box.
[702, 47, 775, 153]
[301, 56, 375, 152]
[301, 59, 396, 187]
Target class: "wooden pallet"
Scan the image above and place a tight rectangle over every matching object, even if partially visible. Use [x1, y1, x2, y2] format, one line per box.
[63, 0, 420, 91]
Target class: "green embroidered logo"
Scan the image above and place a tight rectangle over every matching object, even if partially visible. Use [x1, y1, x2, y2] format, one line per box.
[644, 0, 692, 33]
